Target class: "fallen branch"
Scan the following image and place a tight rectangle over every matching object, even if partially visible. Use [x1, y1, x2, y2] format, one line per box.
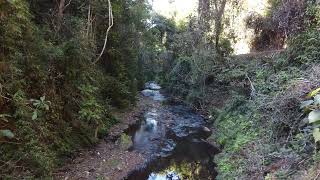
[0, 141, 21, 145]
[313, 169, 320, 180]
[246, 73, 256, 99]
[0, 83, 11, 101]
[63, 0, 72, 10]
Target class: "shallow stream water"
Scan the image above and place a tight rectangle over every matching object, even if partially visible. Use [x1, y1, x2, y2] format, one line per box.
[126, 82, 218, 180]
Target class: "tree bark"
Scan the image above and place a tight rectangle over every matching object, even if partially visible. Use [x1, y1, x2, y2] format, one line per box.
[87, 3, 91, 37]
[58, 0, 66, 21]
[214, 0, 227, 55]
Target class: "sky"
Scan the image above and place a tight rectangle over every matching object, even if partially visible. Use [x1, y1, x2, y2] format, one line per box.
[149, 0, 266, 20]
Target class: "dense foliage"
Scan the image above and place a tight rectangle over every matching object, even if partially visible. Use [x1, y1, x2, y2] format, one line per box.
[0, 0, 151, 177]
[1, 0, 320, 179]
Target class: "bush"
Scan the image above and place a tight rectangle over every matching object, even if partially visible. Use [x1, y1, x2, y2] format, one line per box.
[288, 29, 320, 65]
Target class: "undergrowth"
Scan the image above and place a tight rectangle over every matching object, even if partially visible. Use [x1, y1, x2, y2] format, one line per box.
[211, 53, 320, 179]
[209, 3, 320, 178]
[0, 0, 146, 178]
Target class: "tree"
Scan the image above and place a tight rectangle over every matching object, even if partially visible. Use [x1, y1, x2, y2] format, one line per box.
[212, 0, 227, 54]
[197, 0, 227, 54]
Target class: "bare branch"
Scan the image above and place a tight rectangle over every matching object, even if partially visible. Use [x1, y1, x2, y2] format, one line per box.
[93, 0, 114, 64]
[63, 0, 73, 10]
[87, 3, 91, 37]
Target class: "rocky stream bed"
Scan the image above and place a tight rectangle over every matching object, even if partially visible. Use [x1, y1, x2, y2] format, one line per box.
[55, 82, 219, 180]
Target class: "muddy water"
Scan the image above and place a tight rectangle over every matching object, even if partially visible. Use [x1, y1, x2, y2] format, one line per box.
[125, 83, 218, 180]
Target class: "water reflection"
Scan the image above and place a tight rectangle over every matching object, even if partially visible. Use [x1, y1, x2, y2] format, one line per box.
[132, 108, 160, 151]
[145, 141, 216, 180]
[126, 82, 217, 180]
[127, 138, 217, 180]
[148, 171, 180, 180]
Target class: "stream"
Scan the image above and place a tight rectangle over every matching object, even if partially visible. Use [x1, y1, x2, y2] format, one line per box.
[125, 82, 219, 180]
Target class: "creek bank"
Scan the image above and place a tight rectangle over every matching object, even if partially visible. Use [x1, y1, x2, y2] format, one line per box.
[54, 95, 154, 180]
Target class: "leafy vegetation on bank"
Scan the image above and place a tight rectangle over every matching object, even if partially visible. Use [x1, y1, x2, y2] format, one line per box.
[154, 0, 320, 179]
[0, 0, 152, 178]
[209, 2, 320, 178]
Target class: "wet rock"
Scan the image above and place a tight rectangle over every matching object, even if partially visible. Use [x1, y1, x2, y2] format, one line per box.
[159, 139, 176, 157]
[145, 82, 161, 90]
[141, 89, 165, 101]
[167, 124, 212, 140]
[201, 126, 212, 138]
[141, 89, 155, 97]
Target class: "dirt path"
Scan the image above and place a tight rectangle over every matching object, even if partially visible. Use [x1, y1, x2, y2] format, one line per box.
[54, 95, 157, 180]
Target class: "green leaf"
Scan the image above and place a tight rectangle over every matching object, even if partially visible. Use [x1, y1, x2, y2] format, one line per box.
[40, 96, 45, 102]
[308, 110, 320, 123]
[300, 100, 314, 109]
[314, 95, 320, 105]
[6, 0, 15, 5]
[33, 101, 40, 107]
[307, 87, 320, 98]
[313, 128, 320, 142]
[44, 104, 49, 111]
[0, 114, 12, 122]
[0, 129, 14, 139]
[32, 111, 38, 120]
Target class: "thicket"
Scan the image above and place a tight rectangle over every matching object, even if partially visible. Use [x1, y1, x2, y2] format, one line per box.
[0, 0, 151, 178]
[213, 1, 320, 179]
[156, 0, 320, 179]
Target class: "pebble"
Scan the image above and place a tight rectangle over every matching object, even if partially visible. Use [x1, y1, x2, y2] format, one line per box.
[85, 171, 90, 177]
[117, 166, 122, 171]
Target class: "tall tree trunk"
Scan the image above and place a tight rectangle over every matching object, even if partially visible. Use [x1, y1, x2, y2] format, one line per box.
[214, 0, 227, 55]
[198, 0, 211, 32]
[58, 0, 66, 22]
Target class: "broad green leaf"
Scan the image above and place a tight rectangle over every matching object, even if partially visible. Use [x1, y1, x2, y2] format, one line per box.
[300, 100, 314, 109]
[44, 104, 49, 111]
[314, 95, 320, 105]
[307, 87, 320, 98]
[33, 102, 40, 106]
[0, 129, 14, 139]
[308, 110, 320, 123]
[6, 0, 15, 5]
[313, 128, 320, 142]
[40, 96, 45, 102]
[0, 114, 12, 122]
[32, 111, 38, 120]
